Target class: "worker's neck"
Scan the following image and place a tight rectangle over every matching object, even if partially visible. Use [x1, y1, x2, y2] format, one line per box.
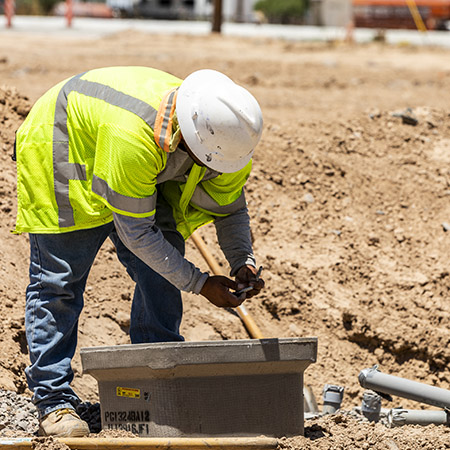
[178, 141, 206, 168]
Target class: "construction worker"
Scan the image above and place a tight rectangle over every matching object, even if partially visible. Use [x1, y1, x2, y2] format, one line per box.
[14, 67, 265, 437]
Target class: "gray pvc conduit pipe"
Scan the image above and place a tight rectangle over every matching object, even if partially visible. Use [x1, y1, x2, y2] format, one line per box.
[322, 384, 344, 414]
[388, 408, 450, 427]
[361, 390, 382, 422]
[359, 366, 450, 409]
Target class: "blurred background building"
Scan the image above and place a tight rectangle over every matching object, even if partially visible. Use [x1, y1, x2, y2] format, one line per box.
[2, 0, 450, 31]
[106, 0, 259, 21]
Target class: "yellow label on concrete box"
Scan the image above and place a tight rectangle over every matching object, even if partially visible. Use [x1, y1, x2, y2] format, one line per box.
[116, 387, 140, 399]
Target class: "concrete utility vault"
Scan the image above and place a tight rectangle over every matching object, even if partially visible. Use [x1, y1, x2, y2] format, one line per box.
[81, 338, 318, 438]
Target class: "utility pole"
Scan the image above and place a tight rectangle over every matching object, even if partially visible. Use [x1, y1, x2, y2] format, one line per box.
[235, 0, 244, 22]
[212, 0, 222, 33]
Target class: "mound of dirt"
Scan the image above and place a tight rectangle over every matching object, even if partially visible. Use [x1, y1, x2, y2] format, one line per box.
[246, 105, 450, 405]
[0, 86, 30, 394]
[279, 413, 450, 450]
[0, 31, 449, 448]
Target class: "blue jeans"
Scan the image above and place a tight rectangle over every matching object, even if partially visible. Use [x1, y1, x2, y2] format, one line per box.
[25, 203, 185, 418]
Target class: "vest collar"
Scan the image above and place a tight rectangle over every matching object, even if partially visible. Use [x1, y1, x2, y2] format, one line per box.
[154, 87, 181, 153]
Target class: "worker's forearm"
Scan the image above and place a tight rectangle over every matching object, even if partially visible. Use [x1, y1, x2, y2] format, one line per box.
[113, 213, 208, 294]
[214, 207, 256, 276]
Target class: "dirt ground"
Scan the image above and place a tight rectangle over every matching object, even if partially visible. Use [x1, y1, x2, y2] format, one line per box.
[1, 27, 450, 448]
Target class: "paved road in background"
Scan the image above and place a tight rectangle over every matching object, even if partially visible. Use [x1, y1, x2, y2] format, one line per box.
[1, 15, 450, 48]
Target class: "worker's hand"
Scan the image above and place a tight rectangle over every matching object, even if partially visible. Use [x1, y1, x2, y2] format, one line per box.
[235, 265, 265, 299]
[200, 275, 245, 308]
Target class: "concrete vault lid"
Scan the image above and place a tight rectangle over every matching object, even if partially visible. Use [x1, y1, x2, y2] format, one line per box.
[81, 337, 318, 377]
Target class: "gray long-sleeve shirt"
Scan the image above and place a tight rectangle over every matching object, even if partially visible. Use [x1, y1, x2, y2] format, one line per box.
[113, 206, 255, 295]
[113, 147, 256, 294]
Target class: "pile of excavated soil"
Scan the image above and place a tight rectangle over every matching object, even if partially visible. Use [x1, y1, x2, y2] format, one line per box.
[0, 85, 31, 394]
[0, 31, 449, 448]
[279, 413, 450, 449]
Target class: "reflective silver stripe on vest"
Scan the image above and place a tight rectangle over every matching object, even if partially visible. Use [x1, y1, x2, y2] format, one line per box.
[190, 186, 246, 215]
[53, 73, 158, 227]
[53, 73, 86, 227]
[157, 89, 177, 150]
[92, 175, 157, 215]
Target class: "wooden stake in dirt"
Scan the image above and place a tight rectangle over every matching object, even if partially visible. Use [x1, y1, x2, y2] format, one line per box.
[66, 0, 73, 28]
[4, 0, 14, 28]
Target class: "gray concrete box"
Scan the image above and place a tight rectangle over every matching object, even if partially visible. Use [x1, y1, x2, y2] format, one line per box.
[81, 337, 317, 438]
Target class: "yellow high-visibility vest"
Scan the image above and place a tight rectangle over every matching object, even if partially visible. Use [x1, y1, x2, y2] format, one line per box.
[15, 66, 251, 238]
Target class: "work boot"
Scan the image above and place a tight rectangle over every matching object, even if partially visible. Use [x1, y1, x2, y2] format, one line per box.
[38, 408, 90, 437]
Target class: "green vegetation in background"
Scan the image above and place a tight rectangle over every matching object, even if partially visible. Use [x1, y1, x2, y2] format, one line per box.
[15, 0, 59, 14]
[15, 0, 107, 15]
[39, 0, 60, 13]
[254, 0, 310, 24]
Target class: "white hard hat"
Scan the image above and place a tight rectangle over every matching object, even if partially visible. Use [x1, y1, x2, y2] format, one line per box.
[176, 69, 263, 173]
